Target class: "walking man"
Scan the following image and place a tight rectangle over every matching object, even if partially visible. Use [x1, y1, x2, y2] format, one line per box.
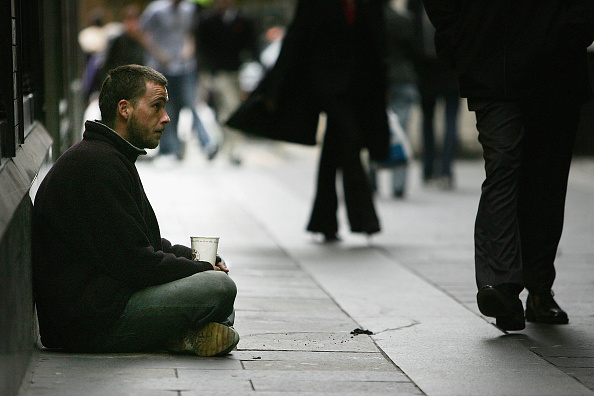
[423, 1, 594, 330]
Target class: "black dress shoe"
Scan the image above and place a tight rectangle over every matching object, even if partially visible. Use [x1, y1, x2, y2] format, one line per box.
[526, 290, 569, 324]
[393, 189, 405, 198]
[323, 233, 341, 243]
[477, 285, 525, 331]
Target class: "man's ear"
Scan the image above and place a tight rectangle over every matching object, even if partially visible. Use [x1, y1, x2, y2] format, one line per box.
[117, 99, 132, 120]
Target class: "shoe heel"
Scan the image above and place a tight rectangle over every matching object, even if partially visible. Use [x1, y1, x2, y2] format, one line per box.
[477, 288, 508, 317]
[192, 322, 240, 357]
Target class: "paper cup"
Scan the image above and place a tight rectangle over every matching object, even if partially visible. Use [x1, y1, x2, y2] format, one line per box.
[190, 236, 219, 265]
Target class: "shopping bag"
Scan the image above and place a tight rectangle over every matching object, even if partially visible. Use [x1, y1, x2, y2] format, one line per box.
[375, 110, 412, 167]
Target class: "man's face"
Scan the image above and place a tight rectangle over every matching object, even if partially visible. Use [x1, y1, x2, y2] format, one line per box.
[125, 81, 169, 149]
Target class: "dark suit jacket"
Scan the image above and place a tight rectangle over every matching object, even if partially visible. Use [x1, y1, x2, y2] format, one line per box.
[423, 0, 594, 102]
[227, 0, 390, 161]
[407, 0, 458, 96]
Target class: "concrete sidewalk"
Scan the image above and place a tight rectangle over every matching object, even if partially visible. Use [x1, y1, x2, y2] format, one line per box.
[21, 140, 594, 395]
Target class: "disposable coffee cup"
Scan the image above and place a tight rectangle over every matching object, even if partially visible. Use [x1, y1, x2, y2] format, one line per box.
[190, 236, 219, 266]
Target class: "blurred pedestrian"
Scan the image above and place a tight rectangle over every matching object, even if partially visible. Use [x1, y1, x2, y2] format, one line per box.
[227, 0, 389, 242]
[79, 8, 110, 105]
[141, 0, 217, 161]
[33, 65, 238, 356]
[196, 0, 259, 165]
[237, 24, 286, 100]
[98, 4, 146, 85]
[423, 0, 594, 330]
[259, 25, 285, 72]
[369, 0, 418, 198]
[79, 8, 127, 137]
[409, 0, 460, 190]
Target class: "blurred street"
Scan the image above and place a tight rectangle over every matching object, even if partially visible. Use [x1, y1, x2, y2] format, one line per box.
[23, 138, 594, 395]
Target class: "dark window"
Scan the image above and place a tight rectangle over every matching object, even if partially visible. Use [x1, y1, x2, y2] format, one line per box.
[0, 0, 39, 159]
[1, 0, 22, 158]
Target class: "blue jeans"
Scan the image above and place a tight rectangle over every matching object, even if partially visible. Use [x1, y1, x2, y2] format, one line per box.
[95, 271, 236, 352]
[160, 72, 213, 157]
[388, 83, 419, 193]
[421, 92, 460, 179]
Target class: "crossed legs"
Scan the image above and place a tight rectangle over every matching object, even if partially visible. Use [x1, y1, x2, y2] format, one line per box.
[95, 271, 236, 353]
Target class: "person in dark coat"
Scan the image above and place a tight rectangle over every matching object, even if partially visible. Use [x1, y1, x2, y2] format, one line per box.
[32, 65, 239, 356]
[227, 0, 390, 242]
[97, 5, 146, 86]
[196, 0, 259, 165]
[423, 0, 594, 331]
[408, 0, 460, 189]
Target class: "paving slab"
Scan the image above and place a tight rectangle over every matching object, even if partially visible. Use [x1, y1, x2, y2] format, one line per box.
[234, 297, 344, 313]
[236, 351, 401, 373]
[29, 376, 253, 395]
[236, 311, 359, 334]
[248, 378, 422, 394]
[238, 331, 380, 353]
[179, 367, 407, 380]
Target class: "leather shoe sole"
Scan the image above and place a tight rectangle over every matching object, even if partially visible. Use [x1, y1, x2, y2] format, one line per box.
[477, 286, 525, 331]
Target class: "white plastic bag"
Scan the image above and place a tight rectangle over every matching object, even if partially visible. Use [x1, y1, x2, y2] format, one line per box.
[377, 110, 413, 167]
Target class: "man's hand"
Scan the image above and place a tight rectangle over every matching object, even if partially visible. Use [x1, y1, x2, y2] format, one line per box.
[213, 256, 229, 273]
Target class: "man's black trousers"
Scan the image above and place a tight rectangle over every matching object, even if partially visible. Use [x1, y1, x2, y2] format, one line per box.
[468, 97, 580, 294]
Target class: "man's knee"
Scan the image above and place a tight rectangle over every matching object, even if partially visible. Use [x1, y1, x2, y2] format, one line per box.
[188, 271, 237, 304]
[191, 271, 236, 324]
[208, 271, 237, 303]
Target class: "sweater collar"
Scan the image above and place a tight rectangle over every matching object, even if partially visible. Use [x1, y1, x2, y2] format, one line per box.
[83, 120, 146, 163]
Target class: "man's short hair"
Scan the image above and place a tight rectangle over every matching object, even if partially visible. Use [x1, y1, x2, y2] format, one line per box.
[99, 64, 168, 128]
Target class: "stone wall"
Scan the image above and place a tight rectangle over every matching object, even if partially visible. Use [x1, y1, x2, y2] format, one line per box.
[0, 124, 52, 396]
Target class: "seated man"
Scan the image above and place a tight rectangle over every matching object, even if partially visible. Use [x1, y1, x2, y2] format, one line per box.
[32, 64, 239, 356]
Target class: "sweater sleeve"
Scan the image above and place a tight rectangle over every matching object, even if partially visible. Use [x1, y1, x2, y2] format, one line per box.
[77, 153, 212, 290]
[161, 238, 192, 260]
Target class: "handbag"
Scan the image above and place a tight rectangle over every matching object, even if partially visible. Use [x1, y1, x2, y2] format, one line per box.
[375, 110, 413, 167]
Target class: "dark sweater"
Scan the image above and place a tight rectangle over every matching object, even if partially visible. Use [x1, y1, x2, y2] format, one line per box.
[32, 120, 212, 350]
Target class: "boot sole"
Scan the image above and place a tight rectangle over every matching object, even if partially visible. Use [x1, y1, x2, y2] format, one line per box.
[477, 287, 525, 331]
[477, 287, 511, 317]
[192, 322, 240, 357]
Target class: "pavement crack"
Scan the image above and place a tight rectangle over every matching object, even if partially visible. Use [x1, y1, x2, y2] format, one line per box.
[372, 320, 420, 334]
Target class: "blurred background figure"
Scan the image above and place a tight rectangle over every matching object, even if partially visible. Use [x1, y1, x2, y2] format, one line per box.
[141, 0, 217, 162]
[368, 0, 418, 198]
[227, 0, 389, 242]
[237, 23, 286, 101]
[259, 24, 285, 72]
[79, 7, 128, 137]
[408, 0, 460, 190]
[79, 8, 109, 105]
[79, 8, 123, 105]
[98, 4, 146, 85]
[196, 0, 259, 165]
